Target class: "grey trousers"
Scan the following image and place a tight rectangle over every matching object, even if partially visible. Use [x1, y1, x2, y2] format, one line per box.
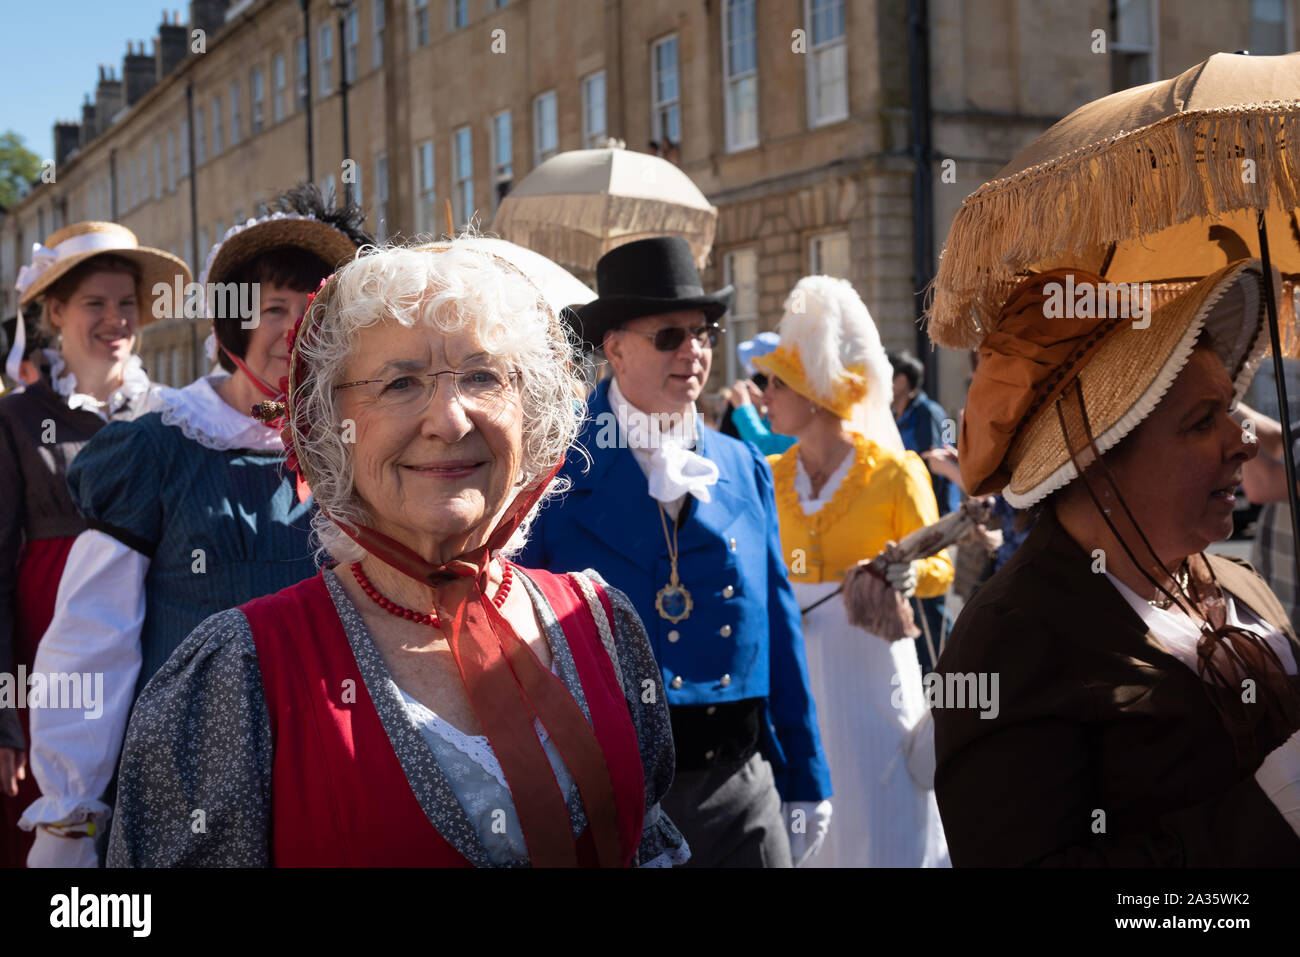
[660, 751, 793, 868]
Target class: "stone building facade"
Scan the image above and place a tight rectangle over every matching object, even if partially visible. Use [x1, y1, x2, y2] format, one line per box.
[3, 0, 1296, 406]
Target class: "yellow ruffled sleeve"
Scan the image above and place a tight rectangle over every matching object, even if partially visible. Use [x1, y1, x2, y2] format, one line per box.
[890, 450, 954, 599]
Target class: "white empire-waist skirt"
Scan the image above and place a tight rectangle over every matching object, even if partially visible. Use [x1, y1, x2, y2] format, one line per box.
[793, 579, 949, 868]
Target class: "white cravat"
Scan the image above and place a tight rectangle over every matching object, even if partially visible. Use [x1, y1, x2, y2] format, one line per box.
[608, 378, 719, 521]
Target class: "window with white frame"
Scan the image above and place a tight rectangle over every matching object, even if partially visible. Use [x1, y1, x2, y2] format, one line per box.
[1250, 0, 1288, 55]
[582, 71, 606, 148]
[449, 0, 467, 30]
[414, 139, 436, 234]
[1111, 0, 1158, 91]
[153, 140, 162, 199]
[273, 53, 287, 121]
[651, 35, 681, 148]
[809, 229, 850, 278]
[180, 119, 190, 174]
[491, 109, 512, 208]
[195, 107, 206, 164]
[251, 68, 264, 132]
[806, 0, 847, 127]
[375, 152, 389, 241]
[167, 133, 176, 191]
[533, 90, 558, 165]
[341, 160, 362, 207]
[372, 0, 385, 68]
[722, 247, 759, 385]
[212, 95, 223, 155]
[413, 0, 430, 47]
[724, 0, 758, 151]
[452, 126, 473, 226]
[297, 37, 309, 108]
[319, 24, 334, 96]
[229, 82, 241, 145]
[345, 8, 359, 83]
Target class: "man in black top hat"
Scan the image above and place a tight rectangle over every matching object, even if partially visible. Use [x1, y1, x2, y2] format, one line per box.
[519, 237, 833, 867]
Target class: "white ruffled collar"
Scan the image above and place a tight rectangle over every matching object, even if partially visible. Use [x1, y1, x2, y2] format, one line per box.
[155, 374, 285, 452]
[607, 378, 719, 504]
[45, 349, 156, 422]
[608, 377, 701, 450]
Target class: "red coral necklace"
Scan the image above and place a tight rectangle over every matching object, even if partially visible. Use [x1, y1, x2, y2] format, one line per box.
[350, 560, 513, 626]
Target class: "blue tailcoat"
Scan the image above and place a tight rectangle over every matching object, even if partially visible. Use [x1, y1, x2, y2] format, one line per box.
[518, 380, 831, 801]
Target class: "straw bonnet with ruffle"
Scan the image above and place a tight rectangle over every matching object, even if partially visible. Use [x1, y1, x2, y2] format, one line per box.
[200, 182, 371, 379]
[7, 221, 191, 381]
[960, 258, 1274, 508]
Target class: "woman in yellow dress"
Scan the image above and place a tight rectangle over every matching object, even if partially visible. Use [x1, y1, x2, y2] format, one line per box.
[753, 276, 953, 867]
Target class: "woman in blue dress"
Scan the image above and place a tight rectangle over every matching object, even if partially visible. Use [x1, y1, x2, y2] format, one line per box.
[20, 185, 371, 866]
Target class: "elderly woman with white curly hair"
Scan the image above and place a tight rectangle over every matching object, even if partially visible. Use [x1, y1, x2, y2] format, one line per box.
[105, 241, 688, 868]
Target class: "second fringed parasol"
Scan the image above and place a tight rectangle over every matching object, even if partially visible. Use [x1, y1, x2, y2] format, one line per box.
[928, 50, 1300, 584]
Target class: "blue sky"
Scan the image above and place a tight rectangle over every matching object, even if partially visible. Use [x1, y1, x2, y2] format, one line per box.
[0, 0, 172, 161]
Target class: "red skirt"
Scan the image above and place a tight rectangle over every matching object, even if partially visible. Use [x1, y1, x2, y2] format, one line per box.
[1, 536, 77, 868]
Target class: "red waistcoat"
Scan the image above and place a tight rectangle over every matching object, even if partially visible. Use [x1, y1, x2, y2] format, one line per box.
[242, 566, 645, 867]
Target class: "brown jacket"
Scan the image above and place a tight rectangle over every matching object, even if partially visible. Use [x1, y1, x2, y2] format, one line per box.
[935, 506, 1300, 866]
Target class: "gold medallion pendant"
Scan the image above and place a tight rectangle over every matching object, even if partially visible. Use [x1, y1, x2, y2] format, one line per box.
[655, 576, 694, 623]
[655, 502, 693, 623]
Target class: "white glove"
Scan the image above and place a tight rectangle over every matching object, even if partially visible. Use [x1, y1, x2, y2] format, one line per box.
[28, 827, 99, 868]
[782, 799, 832, 867]
[885, 559, 919, 598]
[1256, 729, 1300, 839]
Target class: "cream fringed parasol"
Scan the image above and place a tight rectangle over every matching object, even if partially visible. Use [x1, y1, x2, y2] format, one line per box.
[490, 147, 717, 276]
[928, 51, 1300, 351]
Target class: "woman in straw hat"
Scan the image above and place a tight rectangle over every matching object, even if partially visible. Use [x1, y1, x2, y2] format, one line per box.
[20, 185, 369, 867]
[105, 240, 687, 868]
[936, 259, 1300, 865]
[752, 276, 954, 868]
[0, 222, 189, 868]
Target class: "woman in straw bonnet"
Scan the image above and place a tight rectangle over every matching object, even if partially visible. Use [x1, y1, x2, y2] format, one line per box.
[21, 186, 368, 867]
[0, 222, 188, 867]
[106, 239, 688, 868]
[935, 259, 1300, 865]
[753, 276, 954, 867]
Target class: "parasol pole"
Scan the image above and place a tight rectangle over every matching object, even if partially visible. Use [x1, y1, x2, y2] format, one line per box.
[1255, 210, 1300, 589]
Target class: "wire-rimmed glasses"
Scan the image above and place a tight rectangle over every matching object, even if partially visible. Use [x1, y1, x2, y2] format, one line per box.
[335, 362, 522, 416]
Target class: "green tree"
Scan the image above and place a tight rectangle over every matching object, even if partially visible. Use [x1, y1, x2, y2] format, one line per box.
[0, 131, 42, 209]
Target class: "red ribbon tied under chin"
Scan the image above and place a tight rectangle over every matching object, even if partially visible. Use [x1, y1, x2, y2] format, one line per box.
[334, 459, 626, 867]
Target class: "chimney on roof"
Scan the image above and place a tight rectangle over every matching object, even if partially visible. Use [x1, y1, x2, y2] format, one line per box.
[54, 121, 81, 168]
[157, 9, 189, 79]
[80, 94, 96, 146]
[124, 39, 157, 106]
[188, 0, 230, 41]
[94, 63, 124, 130]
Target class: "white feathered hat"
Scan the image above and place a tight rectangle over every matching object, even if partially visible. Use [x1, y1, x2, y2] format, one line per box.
[752, 276, 904, 452]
